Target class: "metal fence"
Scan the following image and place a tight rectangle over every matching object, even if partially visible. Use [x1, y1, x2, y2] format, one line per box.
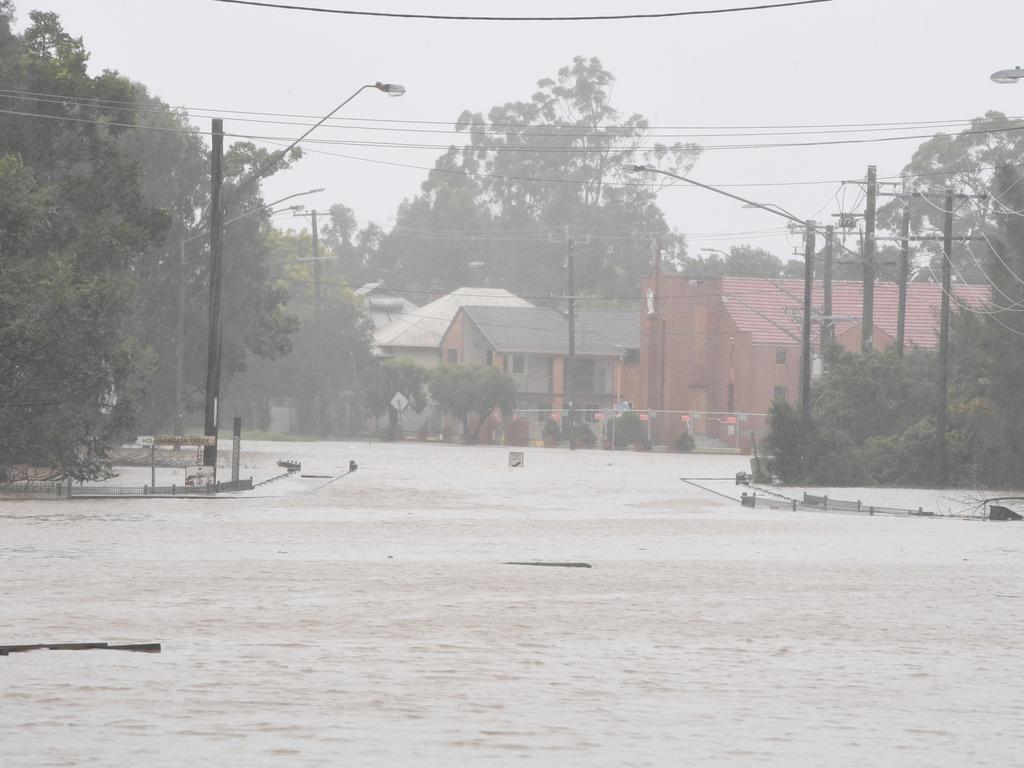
[739, 487, 977, 520]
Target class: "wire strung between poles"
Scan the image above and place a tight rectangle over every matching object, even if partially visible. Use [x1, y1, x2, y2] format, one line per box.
[306, 460, 358, 494]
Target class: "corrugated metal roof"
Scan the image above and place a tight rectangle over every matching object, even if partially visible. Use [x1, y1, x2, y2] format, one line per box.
[463, 306, 639, 355]
[719, 277, 991, 347]
[374, 287, 533, 349]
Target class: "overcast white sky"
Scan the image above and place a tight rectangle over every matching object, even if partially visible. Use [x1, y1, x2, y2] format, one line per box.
[15, 0, 1024, 263]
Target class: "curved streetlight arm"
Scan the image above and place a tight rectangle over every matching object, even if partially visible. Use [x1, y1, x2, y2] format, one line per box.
[233, 81, 405, 200]
[624, 164, 806, 227]
[183, 187, 324, 246]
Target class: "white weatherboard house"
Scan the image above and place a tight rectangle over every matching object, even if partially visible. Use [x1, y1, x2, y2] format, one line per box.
[373, 287, 534, 368]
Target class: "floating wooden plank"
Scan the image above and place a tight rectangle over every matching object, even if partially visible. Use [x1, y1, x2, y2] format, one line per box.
[504, 561, 593, 568]
[1, 641, 159, 655]
[108, 643, 161, 653]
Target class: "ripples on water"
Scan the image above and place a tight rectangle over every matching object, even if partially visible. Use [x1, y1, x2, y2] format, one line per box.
[2, 442, 1022, 766]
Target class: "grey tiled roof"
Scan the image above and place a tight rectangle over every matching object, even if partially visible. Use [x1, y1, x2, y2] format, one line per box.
[462, 306, 639, 356]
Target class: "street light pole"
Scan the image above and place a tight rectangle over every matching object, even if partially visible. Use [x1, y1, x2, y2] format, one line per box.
[202, 82, 404, 470]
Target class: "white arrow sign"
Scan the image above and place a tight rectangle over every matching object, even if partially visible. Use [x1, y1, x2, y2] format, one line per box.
[390, 392, 409, 412]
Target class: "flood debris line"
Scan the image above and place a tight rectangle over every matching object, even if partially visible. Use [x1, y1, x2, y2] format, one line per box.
[504, 561, 593, 568]
[1, 642, 161, 656]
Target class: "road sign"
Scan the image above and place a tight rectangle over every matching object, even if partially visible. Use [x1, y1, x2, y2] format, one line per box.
[390, 392, 409, 412]
[154, 435, 216, 447]
[137, 435, 155, 447]
[508, 451, 524, 468]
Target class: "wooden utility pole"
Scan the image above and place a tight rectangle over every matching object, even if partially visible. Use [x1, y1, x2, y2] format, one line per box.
[203, 118, 224, 470]
[862, 164, 877, 352]
[820, 224, 834, 351]
[801, 222, 815, 426]
[936, 187, 953, 487]
[896, 180, 912, 357]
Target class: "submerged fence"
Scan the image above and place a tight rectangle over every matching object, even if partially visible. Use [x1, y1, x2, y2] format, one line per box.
[738, 486, 986, 521]
[0, 478, 253, 499]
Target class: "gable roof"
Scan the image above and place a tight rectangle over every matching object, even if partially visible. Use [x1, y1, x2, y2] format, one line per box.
[719, 277, 991, 347]
[462, 306, 639, 355]
[374, 287, 533, 349]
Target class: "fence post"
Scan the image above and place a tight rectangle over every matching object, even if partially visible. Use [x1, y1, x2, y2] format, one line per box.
[172, 484, 176, 496]
[792, 499, 797, 511]
[67, 477, 73, 498]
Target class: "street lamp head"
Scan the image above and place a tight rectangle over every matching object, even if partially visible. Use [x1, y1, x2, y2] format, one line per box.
[374, 81, 406, 96]
[622, 163, 650, 173]
[990, 66, 1024, 84]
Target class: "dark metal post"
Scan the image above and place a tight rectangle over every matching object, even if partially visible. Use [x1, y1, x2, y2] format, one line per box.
[203, 118, 224, 469]
[862, 165, 877, 352]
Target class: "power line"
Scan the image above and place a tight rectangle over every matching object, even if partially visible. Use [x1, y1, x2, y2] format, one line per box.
[8, 89, 1023, 141]
[211, 0, 834, 22]
[4, 87, 1023, 133]
[5, 100, 1024, 193]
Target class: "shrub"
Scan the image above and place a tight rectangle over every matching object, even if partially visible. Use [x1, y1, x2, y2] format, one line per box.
[673, 431, 696, 453]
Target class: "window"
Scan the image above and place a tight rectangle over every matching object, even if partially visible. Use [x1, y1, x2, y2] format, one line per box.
[773, 385, 787, 402]
[775, 349, 788, 365]
[485, 349, 493, 366]
[447, 348, 458, 364]
[625, 348, 640, 364]
[512, 355, 525, 374]
[574, 359, 595, 394]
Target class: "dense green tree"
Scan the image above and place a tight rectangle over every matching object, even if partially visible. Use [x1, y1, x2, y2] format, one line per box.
[877, 112, 1024, 284]
[377, 56, 701, 299]
[358, 358, 431, 438]
[0, 10, 166, 478]
[429, 365, 517, 444]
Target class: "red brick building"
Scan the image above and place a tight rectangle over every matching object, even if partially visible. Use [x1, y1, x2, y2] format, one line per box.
[638, 267, 991, 447]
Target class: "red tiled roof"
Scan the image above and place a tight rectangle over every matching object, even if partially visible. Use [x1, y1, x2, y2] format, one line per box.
[719, 277, 992, 348]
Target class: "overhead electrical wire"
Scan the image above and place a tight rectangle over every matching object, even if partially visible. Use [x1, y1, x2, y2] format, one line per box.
[7, 88, 1023, 141]
[211, 0, 834, 22]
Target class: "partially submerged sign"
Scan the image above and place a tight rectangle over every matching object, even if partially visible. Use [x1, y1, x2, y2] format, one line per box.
[185, 465, 215, 487]
[156, 435, 216, 447]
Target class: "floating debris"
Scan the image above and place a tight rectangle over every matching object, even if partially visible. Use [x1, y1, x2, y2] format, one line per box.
[1, 642, 161, 656]
[504, 561, 592, 569]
